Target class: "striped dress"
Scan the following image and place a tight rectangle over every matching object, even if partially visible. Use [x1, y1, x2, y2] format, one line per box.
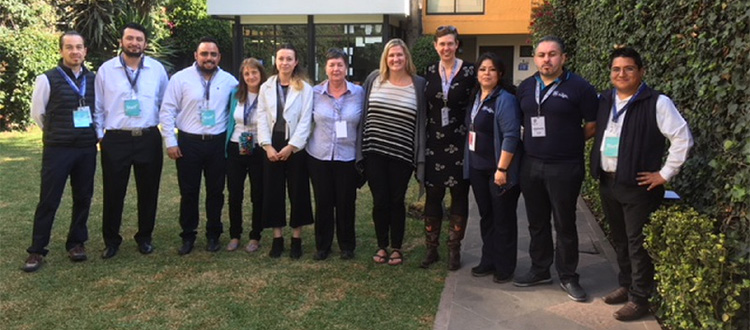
[362, 79, 417, 165]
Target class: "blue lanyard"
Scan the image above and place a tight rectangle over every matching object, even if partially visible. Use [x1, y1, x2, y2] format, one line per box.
[440, 60, 460, 102]
[243, 94, 258, 126]
[534, 78, 560, 116]
[195, 65, 216, 103]
[611, 83, 646, 123]
[56, 67, 86, 105]
[119, 54, 144, 93]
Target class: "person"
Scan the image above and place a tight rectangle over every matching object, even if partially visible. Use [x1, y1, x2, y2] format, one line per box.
[307, 48, 364, 261]
[94, 23, 169, 259]
[159, 37, 238, 255]
[224, 58, 268, 252]
[420, 25, 476, 270]
[23, 31, 97, 272]
[513, 36, 598, 302]
[591, 47, 693, 321]
[256, 43, 314, 259]
[464, 52, 522, 283]
[356, 38, 426, 266]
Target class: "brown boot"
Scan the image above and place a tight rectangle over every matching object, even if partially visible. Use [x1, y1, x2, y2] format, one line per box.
[420, 216, 442, 268]
[447, 215, 467, 271]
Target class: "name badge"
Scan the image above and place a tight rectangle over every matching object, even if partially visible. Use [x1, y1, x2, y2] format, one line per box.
[201, 109, 215, 126]
[335, 120, 347, 139]
[531, 116, 546, 137]
[124, 99, 141, 117]
[73, 106, 92, 128]
[441, 107, 450, 127]
[604, 136, 620, 157]
[468, 131, 476, 151]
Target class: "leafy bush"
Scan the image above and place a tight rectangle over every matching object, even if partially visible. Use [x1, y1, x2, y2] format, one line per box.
[645, 206, 750, 329]
[411, 35, 440, 76]
[164, 0, 232, 70]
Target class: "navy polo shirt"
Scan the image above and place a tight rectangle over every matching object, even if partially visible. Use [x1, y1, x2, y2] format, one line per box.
[517, 71, 597, 163]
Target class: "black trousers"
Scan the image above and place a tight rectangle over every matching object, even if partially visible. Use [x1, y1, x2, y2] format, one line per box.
[226, 142, 264, 240]
[470, 168, 521, 277]
[364, 153, 413, 250]
[308, 156, 357, 252]
[423, 183, 470, 219]
[175, 132, 226, 242]
[28, 145, 97, 256]
[100, 127, 163, 247]
[599, 174, 663, 304]
[262, 149, 313, 228]
[520, 156, 584, 282]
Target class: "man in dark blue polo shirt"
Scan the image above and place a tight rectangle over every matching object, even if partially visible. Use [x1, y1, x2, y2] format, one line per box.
[512, 36, 598, 302]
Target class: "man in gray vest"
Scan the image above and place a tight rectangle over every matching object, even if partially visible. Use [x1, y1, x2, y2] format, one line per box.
[23, 31, 97, 272]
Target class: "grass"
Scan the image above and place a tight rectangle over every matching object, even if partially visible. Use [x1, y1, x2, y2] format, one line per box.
[0, 128, 446, 330]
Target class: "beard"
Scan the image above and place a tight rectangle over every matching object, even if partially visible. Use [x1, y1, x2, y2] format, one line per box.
[198, 62, 218, 75]
[122, 48, 143, 58]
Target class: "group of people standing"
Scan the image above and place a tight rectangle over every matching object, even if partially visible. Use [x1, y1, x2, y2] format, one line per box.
[23, 22, 693, 322]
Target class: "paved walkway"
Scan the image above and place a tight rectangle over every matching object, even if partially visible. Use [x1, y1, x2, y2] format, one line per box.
[433, 195, 662, 330]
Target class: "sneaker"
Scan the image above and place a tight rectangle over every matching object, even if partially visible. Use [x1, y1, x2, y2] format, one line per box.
[560, 281, 587, 302]
[613, 301, 649, 321]
[513, 271, 552, 287]
[22, 253, 43, 272]
[68, 245, 87, 262]
[602, 287, 629, 305]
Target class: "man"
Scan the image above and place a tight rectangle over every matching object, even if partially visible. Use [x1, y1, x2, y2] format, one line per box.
[591, 47, 692, 321]
[23, 31, 97, 272]
[94, 23, 169, 259]
[159, 37, 238, 255]
[513, 36, 598, 302]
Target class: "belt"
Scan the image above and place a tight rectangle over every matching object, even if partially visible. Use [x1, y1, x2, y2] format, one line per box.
[602, 172, 616, 180]
[106, 126, 157, 137]
[179, 131, 225, 141]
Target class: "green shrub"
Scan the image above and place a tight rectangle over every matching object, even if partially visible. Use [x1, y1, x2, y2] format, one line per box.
[411, 35, 440, 76]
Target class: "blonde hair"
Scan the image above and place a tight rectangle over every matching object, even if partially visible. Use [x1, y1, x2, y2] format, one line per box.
[378, 38, 416, 82]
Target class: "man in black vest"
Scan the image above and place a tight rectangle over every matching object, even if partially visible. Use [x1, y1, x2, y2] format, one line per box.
[23, 31, 98, 272]
[591, 47, 692, 321]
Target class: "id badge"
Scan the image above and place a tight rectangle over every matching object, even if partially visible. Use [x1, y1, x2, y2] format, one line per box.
[441, 107, 450, 127]
[604, 136, 620, 157]
[201, 109, 216, 126]
[124, 99, 141, 117]
[238, 132, 253, 155]
[335, 120, 347, 139]
[531, 116, 546, 137]
[468, 131, 476, 151]
[73, 106, 92, 128]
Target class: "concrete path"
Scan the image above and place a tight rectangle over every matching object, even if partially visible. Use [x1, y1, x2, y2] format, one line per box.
[433, 195, 662, 330]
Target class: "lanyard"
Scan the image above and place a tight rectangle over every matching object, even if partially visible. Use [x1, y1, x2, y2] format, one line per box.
[534, 78, 560, 116]
[56, 67, 86, 106]
[119, 54, 144, 94]
[440, 60, 460, 103]
[243, 94, 258, 126]
[276, 81, 288, 110]
[611, 83, 646, 123]
[196, 65, 216, 105]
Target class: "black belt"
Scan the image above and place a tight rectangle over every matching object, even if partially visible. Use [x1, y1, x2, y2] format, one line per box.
[179, 131, 225, 141]
[106, 126, 158, 137]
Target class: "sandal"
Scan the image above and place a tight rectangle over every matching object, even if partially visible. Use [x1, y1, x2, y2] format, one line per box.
[373, 248, 388, 264]
[388, 249, 403, 266]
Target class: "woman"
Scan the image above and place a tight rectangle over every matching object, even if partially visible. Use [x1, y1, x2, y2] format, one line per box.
[356, 38, 426, 266]
[463, 52, 522, 283]
[421, 25, 476, 270]
[256, 44, 314, 259]
[225, 58, 268, 252]
[308, 48, 364, 261]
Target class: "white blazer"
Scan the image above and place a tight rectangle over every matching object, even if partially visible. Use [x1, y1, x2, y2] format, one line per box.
[256, 75, 313, 151]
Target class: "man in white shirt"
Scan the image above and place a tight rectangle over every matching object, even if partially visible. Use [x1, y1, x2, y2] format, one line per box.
[94, 23, 169, 259]
[590, 47, 693, 321]
[159, 37, 238, 255]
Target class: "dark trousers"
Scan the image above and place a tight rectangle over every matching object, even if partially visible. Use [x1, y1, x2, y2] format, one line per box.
[262, 149, 313, 228]
[175, 132, 226, 242]
[424, 182, 470, 219]
[308, 156, 357, 252]
[28, 146, 97, 256]
[365, 153, 413, 250]
[470, 168, 521, 277]
[100, 128, 163, 247]
[520, 156, 584, 282]
[226, 142, 264, 240]
[599, 174, 663, 304]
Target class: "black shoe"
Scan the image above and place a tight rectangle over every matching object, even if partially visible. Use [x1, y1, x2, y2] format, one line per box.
[560, 281, 587, 302]
[493, 272, 513, 284]
[101, 246, 119, 259]
[513, 271, 553, 287]
[138, 242, 154, 255]
[269, 237, 284, 258]
[178, 241, 194, 256]
[471, 264, 495, 277]
[206, 239, 220, 252]
[340, 250, 355, 260]
[68, 245, 87, 262]
[313, 250, 330, 261]
[290, 237, 302, 259]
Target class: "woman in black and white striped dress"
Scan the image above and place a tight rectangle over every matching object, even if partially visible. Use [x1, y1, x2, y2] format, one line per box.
[356, 38, 426, 266]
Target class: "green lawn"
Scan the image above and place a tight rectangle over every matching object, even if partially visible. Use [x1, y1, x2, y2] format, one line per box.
[0, 128, 445, 330]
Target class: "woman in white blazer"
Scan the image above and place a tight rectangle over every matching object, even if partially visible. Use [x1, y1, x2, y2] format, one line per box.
[256, 43, 314, 259]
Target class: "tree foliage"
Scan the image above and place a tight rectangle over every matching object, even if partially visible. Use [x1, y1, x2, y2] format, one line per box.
[163, 0, 231, 70]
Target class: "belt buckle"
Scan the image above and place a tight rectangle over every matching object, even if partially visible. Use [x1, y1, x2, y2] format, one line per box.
[132, 129, 143, 137]
[202, 134, 211, 141]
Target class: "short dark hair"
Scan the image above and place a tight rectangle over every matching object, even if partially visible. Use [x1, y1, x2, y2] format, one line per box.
[536, 35, 566, 54]
[325, 48, 349, 67]
[475, 51, 516, 94]
[59, 31, 84, 50]
[197, 36, 220, 50]
[434, 25, 459, 42]
[610, 47, 644, 69]
[122, 22, 148, 41]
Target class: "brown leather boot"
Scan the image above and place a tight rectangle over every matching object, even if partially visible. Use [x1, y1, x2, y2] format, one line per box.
[447, 215, 467, 271]
[420, 216, 442, 268]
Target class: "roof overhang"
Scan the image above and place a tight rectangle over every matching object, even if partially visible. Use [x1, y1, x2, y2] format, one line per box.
[208, 0, 410, 18]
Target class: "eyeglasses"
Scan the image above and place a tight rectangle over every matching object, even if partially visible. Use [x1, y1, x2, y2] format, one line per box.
[436, 25, 457, 34]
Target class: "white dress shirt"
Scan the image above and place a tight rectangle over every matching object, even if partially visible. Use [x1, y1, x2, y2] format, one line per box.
[94, 55, 169, 138]
[159, 63, 238, 148]
[30, 68, 83, 129]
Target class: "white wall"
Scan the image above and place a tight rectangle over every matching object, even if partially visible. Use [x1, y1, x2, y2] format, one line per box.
[208, 0, 409, 16]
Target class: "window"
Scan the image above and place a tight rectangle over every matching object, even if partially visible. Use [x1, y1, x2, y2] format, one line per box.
[427, 0, 484, 14]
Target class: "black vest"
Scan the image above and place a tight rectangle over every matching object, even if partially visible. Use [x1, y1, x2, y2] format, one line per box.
[42, 64, 97, 147]
[590, 86, 665, 186]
